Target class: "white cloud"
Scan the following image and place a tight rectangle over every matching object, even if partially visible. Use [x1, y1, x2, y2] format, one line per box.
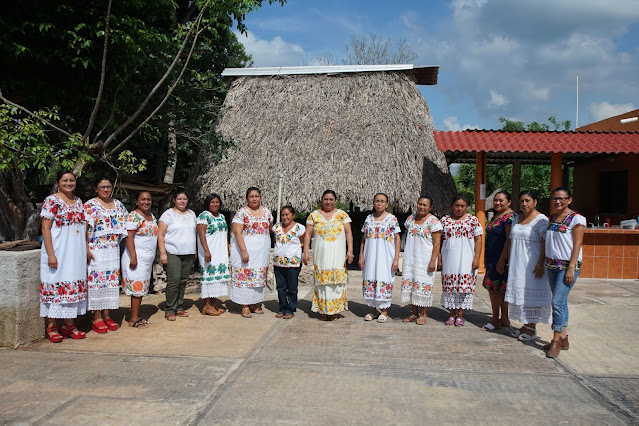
[443, 116, 481, 131]
[237, 31, 307, 67]
[488, 90, 509, 108]
[588, 101, 637, 122]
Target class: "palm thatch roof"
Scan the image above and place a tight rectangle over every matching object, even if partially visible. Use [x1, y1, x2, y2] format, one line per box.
[188, 65, 456, 215]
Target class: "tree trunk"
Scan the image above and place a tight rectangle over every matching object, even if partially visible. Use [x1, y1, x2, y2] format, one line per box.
[163, 119, 177, 184]
[0, 169, 36, 241]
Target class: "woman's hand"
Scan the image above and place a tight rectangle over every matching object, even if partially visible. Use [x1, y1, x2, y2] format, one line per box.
[427, 259, 436, 273]
[358, 256, 365, 269]
[496, 258, 506, 275]
[533, 264, 544, 279]
[204, 250, 211, 263]
[346, 250, 353, 264]
[87, 250, 95, 265]
[471, 258, 480, 271]
[160, 253, 168, 265]
[241, 250, 249, 263]
[303, 252, 309, 266]
[565, 266, 576, 284]
[47, 254, 58, 269]
[129, 255, 138, 270]
[392, 258, 399, 273]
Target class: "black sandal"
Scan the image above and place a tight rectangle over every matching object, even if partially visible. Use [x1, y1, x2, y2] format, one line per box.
[129, 318, 149, 328]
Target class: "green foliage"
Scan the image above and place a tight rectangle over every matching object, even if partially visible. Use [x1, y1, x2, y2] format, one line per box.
[498, 116, 571, 132]
[0, 104, 91, 177]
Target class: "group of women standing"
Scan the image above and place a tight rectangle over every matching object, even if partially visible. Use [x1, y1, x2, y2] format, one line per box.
[482, 187, 585, 358]
[40, 171, 585, 358]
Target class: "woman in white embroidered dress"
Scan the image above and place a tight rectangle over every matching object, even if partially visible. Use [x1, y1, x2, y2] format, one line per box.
[230, 187, 272, 318]
[40, 171, 88, 342]
[359, 193, 401, 323]
[303, 190, 354, 321]
[158, 190, 197, 321]
[122, 191, 158, 328]
[197, 194, 230, 316]
[401, 195, 442, 325]
[544, 186, 585, 358]
[505, 190, 550, 342]
[84, 177, 128, 333]
[439, 194, 483, 327]
[272, 206, 305, 319]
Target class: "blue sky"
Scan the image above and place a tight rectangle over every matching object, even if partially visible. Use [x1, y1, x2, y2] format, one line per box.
[236, 0, 639, 131]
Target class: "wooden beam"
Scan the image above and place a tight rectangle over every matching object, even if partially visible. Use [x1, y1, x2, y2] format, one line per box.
[475, 151, 487, 274]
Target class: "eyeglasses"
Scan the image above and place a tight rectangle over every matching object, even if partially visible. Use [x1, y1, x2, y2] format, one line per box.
[550, 197, 570, 201]
[98, 185, 113, 190]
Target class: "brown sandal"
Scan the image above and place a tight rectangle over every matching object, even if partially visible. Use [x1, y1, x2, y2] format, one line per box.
[403, 314, 418, 323]
[201, 306, 221, 316]
[415, 315, 427, 325]
[176, 310, 189, 317]
[165, 313, 176, 321]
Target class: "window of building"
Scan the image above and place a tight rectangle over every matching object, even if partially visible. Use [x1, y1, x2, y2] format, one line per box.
[599, 170, 628, 215]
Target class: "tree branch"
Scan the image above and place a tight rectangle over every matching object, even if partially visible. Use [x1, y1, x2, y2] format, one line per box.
[0, 92, 74, 139]
[102, 0, 210, 150]
[108, 18, 207, 155]
[82, 0, 112, 144]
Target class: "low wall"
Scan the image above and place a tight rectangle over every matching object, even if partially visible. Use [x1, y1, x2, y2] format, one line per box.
[0, 249, 43, 347]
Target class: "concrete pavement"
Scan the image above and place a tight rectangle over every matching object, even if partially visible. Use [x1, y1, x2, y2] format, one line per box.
[1, 271, 638, 425]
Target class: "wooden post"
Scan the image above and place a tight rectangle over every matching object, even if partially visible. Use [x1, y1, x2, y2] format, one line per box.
[550, 153, 563, 214]
[512, 160, 521, 199]
[475, 151, 487, 274]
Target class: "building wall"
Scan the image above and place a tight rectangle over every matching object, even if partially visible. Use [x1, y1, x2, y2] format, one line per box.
[573, 154, 639, 225]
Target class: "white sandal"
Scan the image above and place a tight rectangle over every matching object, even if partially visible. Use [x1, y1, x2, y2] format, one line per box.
[518, 326, 538, 342]
[364, 313, 375, 321]
[377, 314, 388, 323]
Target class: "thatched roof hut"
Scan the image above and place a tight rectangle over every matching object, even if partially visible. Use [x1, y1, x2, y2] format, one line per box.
[188, 64, 456, 215]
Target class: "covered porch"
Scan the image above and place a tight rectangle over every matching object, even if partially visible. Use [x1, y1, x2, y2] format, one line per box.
[433, 130, 639, 279]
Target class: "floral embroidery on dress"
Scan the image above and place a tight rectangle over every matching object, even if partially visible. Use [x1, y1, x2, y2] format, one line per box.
[312, 291, 346, 315]
[363, 279, 393, 301]
[361, 214, 400, 243]
[547, 211, 577, 233]
[197, 211, 228, 234]
[40, 279, 88, 303]
[486, 211, 516, 232]
[401, 278, 432, 294]
[314, 264, 347, 284]
[406, 214, 441, 239]
[88, 268, 120, 289]
[440, 215, 482, 241]
[233, 207, 272, 236]
[442, 273, 477, 293]
[124, 279, 148, 295]
[231, 266, 268, 287]
[199, 262, 231, 281]
[309, 210, 349, 242]
[41, 195, 86, 228]
[127, 211, 159, 236]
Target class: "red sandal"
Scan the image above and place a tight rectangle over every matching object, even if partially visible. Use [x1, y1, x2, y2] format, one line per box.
[61, 323, 87, 339]
[92, 320, 108, 334]
[104, 317, 118, 331]
[46, 323, 64, 343]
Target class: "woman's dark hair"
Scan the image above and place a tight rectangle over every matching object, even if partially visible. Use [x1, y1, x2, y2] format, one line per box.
[495, 190, 511, 201]
[135, 191, 152, 201]
[246, 186, 261, 198]
[203, 193, 223, 213]
[56, 170, 76, 182]
[94, 176, 114, 187]
[171, 190, 188, 205]
[281, 205, 295, 216]
[551, 186, 572, 197]
[322, 189, 337, 200]
[373, 192, 388, 203]
[519, 190, 538, 201]
[418, 194, 434, 207]
[451, 193, 469, 206]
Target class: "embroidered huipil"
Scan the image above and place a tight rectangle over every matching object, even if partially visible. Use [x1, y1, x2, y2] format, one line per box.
[197, 211, 230, 298]
[361, 214, 401, 308]
[230, 206, 272, 288]
[440, 214, 483, 310]
[306, 209, 351, 285]
[40, 194, 88, 305]
[545, 211, 586, 270]
[84, 198, 128, 310]
[272, 222, 306, 267]
[401, 214, 443, 307]
[122, 210, 159, 297]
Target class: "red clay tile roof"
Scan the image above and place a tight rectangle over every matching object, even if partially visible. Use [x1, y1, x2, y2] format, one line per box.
[433, 130, 639, 154]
